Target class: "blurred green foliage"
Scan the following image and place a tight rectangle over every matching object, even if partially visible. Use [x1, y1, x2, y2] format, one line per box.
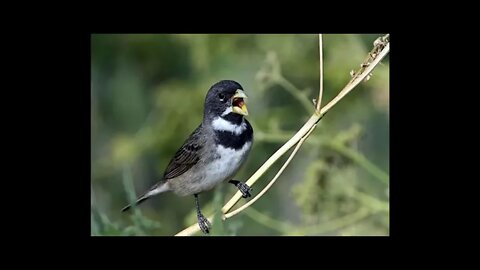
[91, 34, 389, 236]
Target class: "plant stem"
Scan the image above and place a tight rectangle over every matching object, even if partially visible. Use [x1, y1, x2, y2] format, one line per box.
[223, 125, 317, 220]
[316, 34, 324, 112]
[319, 42, 390, 114]
[256, 132, 389, 184]
[175, 34, 390, 236]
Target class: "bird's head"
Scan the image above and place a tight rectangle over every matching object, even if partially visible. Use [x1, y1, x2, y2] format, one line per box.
[204, 80, 249, 123]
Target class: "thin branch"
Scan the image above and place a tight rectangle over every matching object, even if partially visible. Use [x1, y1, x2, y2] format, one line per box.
[223, 117, 321, 212]
[175, 102, 321, 236]
[256, 131, 389, 184]
[175, 115, 320, 236]
[224, 125, 317, 220]
[316, 34, 324, 112]
[320, 42, 389, 115]
[175, 34, 390, 236]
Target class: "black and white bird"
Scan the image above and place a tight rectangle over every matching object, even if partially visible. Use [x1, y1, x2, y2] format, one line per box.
[121, 80, 253, 234]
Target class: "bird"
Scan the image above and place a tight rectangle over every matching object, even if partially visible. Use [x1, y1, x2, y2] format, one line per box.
[121, 80, 254, 234]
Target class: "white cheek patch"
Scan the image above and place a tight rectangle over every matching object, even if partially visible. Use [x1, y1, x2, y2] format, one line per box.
[212, 117, 246, 135]
[221, 107, 233, 116]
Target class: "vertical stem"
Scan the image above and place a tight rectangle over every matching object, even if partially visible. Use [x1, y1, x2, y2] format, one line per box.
[316, 34, 324, 112]
[320, 43, 389, 115]
[174, 35, 390, 237]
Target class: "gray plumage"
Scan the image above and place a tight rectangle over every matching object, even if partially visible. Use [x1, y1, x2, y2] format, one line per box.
[121, 80, 253, 221]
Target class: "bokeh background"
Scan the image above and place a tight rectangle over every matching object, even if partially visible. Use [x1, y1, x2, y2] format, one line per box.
[91, 34, 389, 236]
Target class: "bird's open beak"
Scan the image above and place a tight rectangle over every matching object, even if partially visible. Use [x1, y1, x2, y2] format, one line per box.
[231, 89, 249, 116]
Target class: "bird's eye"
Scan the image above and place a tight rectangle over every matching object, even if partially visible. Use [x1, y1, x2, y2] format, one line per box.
[218, 93, 225, 100]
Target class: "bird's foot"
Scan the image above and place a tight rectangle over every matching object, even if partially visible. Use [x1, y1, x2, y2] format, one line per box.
[228, 180, 253, 198]
[197, 213, 211, 234]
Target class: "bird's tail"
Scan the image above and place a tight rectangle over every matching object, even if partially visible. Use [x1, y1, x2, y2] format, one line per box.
[121, 181, 169, 212]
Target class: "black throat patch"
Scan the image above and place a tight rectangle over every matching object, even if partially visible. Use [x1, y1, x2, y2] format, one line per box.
[222, 112, 244, 125]
[214, 119, 253, 150]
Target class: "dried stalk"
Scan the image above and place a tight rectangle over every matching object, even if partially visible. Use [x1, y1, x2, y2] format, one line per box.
[316, 34, 324, 112]
[175, 34, 389, 236]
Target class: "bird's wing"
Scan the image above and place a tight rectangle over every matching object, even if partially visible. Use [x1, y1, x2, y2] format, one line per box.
[163, 126, 204, 180]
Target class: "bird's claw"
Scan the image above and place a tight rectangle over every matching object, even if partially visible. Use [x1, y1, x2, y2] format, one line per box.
[238, 182, 253, 198]
[229, 180, 253, 198]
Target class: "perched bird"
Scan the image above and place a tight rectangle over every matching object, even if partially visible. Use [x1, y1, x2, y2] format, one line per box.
[122, 80, 254, 234]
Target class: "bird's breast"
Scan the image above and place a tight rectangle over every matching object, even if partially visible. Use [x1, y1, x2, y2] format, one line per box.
[201, 142, 252, 189]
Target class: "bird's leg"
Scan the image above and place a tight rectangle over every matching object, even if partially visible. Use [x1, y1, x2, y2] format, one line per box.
[228, 180, 253, 198]
[194, 194, 211, 234]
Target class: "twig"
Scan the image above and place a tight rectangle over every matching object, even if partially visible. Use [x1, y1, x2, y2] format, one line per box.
[256, 132, 389, 184]
[223, 125, 317, 220]
[175, 114, 321, 236]
[175, 34, 390, 236]
[320, 42, 389, 114]
[316, 34, 324, 112]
